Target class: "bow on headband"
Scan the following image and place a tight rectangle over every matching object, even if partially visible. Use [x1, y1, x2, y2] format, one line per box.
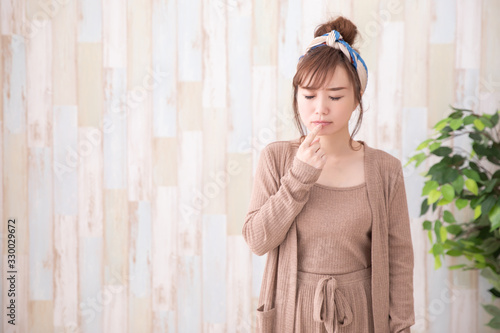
[298, 30, 368, 95]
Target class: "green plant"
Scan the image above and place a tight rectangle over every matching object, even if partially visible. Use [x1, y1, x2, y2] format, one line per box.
[405, 106, 500, 329]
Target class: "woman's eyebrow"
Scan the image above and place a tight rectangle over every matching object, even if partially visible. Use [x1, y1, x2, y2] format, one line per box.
[301, 86, 347, 91]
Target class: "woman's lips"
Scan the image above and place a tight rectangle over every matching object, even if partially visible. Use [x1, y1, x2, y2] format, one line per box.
[312, 121, 332, 125]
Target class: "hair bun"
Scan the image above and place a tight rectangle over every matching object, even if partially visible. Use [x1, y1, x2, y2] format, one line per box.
[314, 16, 358, 47]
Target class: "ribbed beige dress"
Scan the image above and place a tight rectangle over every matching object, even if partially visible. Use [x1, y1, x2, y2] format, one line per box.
[294, 181, 374, 333]
[242, 139, 415, 333]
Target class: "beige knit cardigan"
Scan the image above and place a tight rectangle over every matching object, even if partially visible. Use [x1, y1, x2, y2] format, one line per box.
[242, 139, 415, 333]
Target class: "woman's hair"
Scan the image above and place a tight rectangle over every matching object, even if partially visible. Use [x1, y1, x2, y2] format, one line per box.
[292, 16, 365, 150]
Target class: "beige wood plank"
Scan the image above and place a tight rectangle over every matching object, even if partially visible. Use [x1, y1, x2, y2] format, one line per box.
[202, 0, 227, 109]
[104, 189, 129, 285]
[78, 127, 104, 237]
[203, 107, 227, 215]
[178, 131, 203, 256]
[376, 21, 404, 155]
[456, 0, 482, 69]
[27, 20, 52, 147]
[227, 153, 251, 236]
[428, 44, 455, 128]
[152, 137, 177, 187]
[227, 235, 253, 331]
[54, 215, 79, 331]
[253, 0, 278, 66]
[479, 0, 500, 114]
[29, 300, 54, 333]
[52, 0, 77, 105]
[152, 186, 178, 312]
[77, 43, 103, 128]
[1, 0, 25, 35]
[402, 0, 430, 108]
[178, 82, 203, 131]
[103, 0, 126, 68]
[103, 283, 128, 332]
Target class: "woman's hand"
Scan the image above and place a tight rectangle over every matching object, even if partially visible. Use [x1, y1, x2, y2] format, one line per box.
[296, 124, 327, 169]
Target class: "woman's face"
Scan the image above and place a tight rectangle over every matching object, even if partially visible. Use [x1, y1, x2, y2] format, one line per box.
[297, 65, 358, 135]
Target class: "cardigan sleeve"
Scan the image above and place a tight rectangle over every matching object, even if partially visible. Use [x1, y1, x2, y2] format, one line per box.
[242, 144, 322, 256]
[388, 164, 416, 333]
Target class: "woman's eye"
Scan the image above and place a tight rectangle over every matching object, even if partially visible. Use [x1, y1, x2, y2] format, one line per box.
[304, 96, 342, 101]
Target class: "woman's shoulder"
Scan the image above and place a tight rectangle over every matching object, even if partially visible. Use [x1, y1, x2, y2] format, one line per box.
[366, 144, 403, 173]
[262, 139, 298, 156]
[260, 139, 299, 175]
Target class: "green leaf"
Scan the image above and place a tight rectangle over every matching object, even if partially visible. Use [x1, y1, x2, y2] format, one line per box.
[452, 175, 464, 194]
[432, 243, 444, 255]
[423, 220, 432, 230]
[443, 210, 456, 223]
[434, 220, 443, 242]
[437, 197, 453, 206]
[421, 199, 430, 215]
[416, 139, 433, 151]
[428, 230, 433, 243]
[446, 249, 462, 256]
[485, 314, 500, 329]
[441, 184, 455, 201]
[449, 118, 463, 130]
[463, 169, 481, 182]
[465, 178, 479, 195]
[411, 152, 427, 167]
[474, 205, 482, 219]
[422, 180, 439, 196]
[440, 226, 448, 242]
[455, 198, 468, 210]
[474, 254, 485, 263]
[489, 206, 500, 232]
[434, 118, 448, 131]
[481, 117, 493, 128]
[475, 262, 487, 269]
[483, 304, 500, 318]
[428, 189, 441, 205]
[432, 147, 453, 156]
[449, 264, 466, 270]
[464, 115, 476, 125]
[491, 112, 499, 126]
[434, 255, 442, 269]
[474, 118, 485, 131]
[485, 179, 498, 193]
[429, 142, 441, 151]
[482, 196, 497, 216]
[481, 267, 500, 297]
[446, 224, 462, 235]
[482, 238, 500, 254]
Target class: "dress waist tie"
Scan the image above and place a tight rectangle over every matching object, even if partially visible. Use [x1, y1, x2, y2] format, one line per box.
[312, 276, 353, 333]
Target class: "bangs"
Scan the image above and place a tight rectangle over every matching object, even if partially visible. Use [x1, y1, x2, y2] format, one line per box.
[294, 48, 345, 90]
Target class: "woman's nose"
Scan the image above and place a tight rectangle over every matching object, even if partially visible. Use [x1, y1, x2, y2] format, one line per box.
[315, 97, 329, 114]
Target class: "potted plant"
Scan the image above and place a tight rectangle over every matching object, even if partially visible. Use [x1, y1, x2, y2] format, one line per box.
[405, 106, 500, 329]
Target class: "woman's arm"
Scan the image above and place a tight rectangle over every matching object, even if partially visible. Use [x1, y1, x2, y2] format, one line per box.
[388, 165, 416, 333]
[242, 143, 322, 256]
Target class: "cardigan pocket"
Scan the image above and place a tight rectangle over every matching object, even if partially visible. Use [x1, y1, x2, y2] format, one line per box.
[256, 304, 277, 333]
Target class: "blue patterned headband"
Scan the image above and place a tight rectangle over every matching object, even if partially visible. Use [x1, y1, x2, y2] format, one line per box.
[298, 30, 368, 95]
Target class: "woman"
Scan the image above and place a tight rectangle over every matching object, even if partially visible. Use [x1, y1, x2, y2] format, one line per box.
[242, 16, 415, 333]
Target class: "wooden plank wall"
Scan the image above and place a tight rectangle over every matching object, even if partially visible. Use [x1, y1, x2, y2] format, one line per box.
[1, 0, 499, 332]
